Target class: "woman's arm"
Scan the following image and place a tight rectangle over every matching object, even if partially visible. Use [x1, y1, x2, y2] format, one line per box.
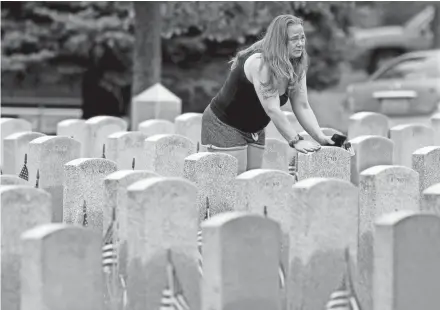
[249, 57, 320, 153]
[249, 58, 299, 142]
[289, 74, 332, 145]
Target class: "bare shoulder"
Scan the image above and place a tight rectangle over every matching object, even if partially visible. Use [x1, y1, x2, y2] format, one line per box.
[244, 53, 269, 83]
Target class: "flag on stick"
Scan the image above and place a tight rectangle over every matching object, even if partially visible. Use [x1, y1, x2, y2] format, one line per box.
[35, 169, 40, 188]
[197, 197, 211, 276]
[159, 249, 191, 310]
[18, 154, 29, 181]
[263, 206, 286, 289]
[82, 200, 88, 227]
[325, 247, 361, 310]
[102, 207, 117, 273]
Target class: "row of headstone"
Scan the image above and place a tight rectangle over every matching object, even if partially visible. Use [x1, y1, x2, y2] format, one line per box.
[3, 173, 440, 310]
[348, 111, 440, 142]
[56, 112, 203, 159]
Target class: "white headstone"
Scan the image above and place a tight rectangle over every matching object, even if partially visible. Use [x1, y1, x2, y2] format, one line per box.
[175, 113, 202, 145]
[106, 131, 146, 170]
[297, 146, 351, 182]
[138, 119, 175, 137]
[290, 178, 359, 310]
[3, 132, 45, 175]
[131, 83, 182, 130]
[374, 211, 440, 310]
[412, 146, 440, 195]
[422, 183, 440, 215]
[390, 124, 434, 167]
[84, 116, 128, 158]
[202, 212, 282, 310]
[350, 135, 394, 185]
[234, 169, 295, 309]
[57, 119, 87, 157]
[145, 134, 196, 177]
[184, 152, 238, 221]
[1, 186, 52, 310]
[63, 158, 118, 233]
[28, 136, 81, 222]
[262, 138, 289, 172]
[358, 165, 420, 309]
[103, 170, 159, 279]
[348, 111, 389, 139]
[21, 224, 103, 310]
[1, 118, 32, 166]
[126, 177, 199, 310]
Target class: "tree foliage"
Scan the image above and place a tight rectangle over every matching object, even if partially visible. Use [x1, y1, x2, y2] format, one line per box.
[1, 1, 356, 100]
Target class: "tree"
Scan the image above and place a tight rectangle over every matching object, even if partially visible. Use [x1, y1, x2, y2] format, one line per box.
[132, 2, 162, 97]
[1, 1, 358, 109]
[432, 2, 440, 48]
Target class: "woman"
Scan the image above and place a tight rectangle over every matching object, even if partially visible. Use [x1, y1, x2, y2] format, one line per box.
[201, 14, 334, 173]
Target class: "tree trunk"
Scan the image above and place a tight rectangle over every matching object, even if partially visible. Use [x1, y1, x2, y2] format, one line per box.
[432, 2, 440, 48]
[131, 1, 162, 96]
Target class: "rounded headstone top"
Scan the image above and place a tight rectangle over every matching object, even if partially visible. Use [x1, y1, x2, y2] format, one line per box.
[139, 119, 174, 127]
[127, 176, 195, 193]
[412, 146, 440, 156]
[390, 123, 432, 131]
[202, 212, 277, 228]
[108, 131, 145, 140]
[145, 133, 192, 143]
[65, 158, 117, 170]
[57, 119, 86, 126]
[349, 135, 392, 144]
[29, 135, 79, 146]
[375, 210, 429, 227]
[4, 131, 44, 141]
[175, 113, 203, 122]
[86, 115, 128, 127]
[349, 111, 388, 121]
[237, 168, 291, 180]
[185, 151, 236, 162]
[360, 165, 417, 177]
[0, 184, 51, 200]
[21, 223, 73, 240]
[0, 118, 32, 127]
[105, 169, 158, 181]
[423, 183, 440, 195]
[293, 177, 353, 190]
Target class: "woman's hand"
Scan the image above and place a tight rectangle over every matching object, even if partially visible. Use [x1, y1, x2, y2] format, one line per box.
[292, 140, 321, 154]
[317, 135, 335, 146]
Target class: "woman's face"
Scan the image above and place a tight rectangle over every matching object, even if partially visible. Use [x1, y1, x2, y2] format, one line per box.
[287, 24, 305, 59]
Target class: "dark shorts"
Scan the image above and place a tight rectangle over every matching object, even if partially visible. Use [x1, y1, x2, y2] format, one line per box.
[201, 104, 265, 148]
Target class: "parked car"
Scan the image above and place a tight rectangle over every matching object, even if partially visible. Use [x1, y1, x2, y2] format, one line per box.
[343, 49, 440, 121]
[348, 5, 435, 74]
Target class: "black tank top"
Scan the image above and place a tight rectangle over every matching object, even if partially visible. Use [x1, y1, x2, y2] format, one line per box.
[210, 52, 289, 133]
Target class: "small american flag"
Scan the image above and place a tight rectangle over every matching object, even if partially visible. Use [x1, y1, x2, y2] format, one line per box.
[82, 200, 88, 227]
[197, 197, 211, 276]
[18, 154, 29, 181]
[102, 207, 117, 273]
[263, 206, 287, 289]
[160, 249, 190, 310]
[35, 169, 40, 188]
[325, 248, 361, 310]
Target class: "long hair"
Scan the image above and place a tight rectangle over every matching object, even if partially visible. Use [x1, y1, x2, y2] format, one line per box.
[229, 15, 308, 93]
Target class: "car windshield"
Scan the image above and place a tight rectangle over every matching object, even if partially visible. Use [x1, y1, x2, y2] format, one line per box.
[373, 54, 440, 81]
